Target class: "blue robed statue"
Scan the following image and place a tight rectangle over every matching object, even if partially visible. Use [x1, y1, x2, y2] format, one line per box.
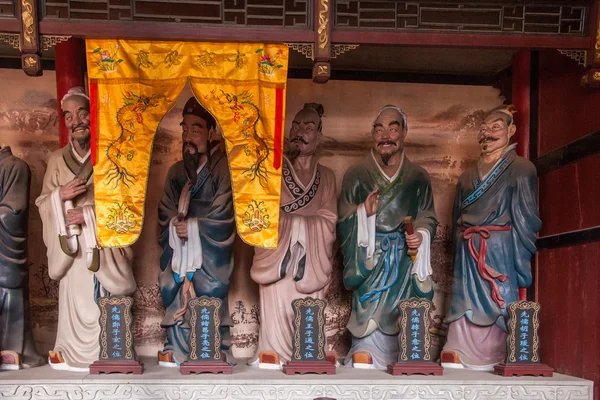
[157, 97, 236, 367]
[441, 105, 542, 371]
[338, 105, 438, 369]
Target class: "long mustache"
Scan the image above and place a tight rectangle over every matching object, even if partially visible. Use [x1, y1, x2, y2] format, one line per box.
[291, 136, 309, 145]
[479, 136, 499, 144]
[183, 141, 199, 154]
[71, 123, 88, 133]
[377, 140, 397, 147]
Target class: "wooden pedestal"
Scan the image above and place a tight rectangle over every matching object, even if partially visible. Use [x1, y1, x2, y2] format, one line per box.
[180, 361, 232, 375]
[89, 360, 143, 375]
[494, 363, 554, 377]
[283, 361, 336, 375]
[387, 362, 443, 376]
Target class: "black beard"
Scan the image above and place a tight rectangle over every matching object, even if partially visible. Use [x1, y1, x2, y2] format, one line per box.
[77, 138, 88, 150]
[183, 142, 201, 182]
[285, 146, 301, 160]
[381, 153, 392, 166]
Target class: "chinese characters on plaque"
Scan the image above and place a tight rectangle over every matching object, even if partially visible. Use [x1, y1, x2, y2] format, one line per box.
[90, 296, 142, 374]
[180, 296, 232, 374]
[283, 297, 335, 375]
[494, 301, 554, 377]
[388, 298, 442, 376]
[188, 297, 221, 362]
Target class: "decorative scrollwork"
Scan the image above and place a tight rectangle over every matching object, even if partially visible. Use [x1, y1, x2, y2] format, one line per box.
[41, 35, 71, 51]
[0, 33, 20, 50]
[285, 43, 314, 60]
[331, 44, 359, 58]
[317, 0, 329, 50]
[21, 0, 35, 46]
[557, 49, 587, 67]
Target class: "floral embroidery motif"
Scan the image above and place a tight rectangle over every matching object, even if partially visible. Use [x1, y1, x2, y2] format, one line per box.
[242, 200, 271, 232]
[93, 44, 123, 73]
[106, 202, 137, 234]
[256, 48, 283, 76]
[107, 92, 167, 188]
[163, 50, 183, 68]
[136, 50, 153, 68]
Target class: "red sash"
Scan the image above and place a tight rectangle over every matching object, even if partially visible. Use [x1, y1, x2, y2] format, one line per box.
[461, 225, 511, 308]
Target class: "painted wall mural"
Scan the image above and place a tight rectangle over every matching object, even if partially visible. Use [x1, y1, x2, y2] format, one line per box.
[0, 68, 504, 360]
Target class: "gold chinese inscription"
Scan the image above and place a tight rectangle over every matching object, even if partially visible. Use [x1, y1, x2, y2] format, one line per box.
[318, 65, 328, 75]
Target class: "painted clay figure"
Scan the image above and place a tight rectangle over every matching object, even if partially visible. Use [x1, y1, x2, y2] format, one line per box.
[248, 103, 337, 368]
[338, 105, 438, 370]
[0, 146, 44, 370]
[36, 87, 136, 371]
[441, 106, 541, 371]
[157, 97, 236, 367]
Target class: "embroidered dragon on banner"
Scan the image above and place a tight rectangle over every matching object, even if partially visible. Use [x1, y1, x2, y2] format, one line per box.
[217, 89, 269, 187]
[106, 92, 166, 189]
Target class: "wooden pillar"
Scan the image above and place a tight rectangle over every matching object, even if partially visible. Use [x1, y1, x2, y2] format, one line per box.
[511, 50, 531, 159]
[55, 38, 87, 147]
[511, 50, 532, 302]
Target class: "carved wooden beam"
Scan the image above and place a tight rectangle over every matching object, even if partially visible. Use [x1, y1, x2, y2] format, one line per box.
[581, 0, 600, 87]
[18, 0, 42, 76]
[312, 0, 331, 83]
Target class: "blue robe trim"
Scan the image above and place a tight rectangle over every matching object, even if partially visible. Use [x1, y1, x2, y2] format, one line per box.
[190, 166, 211, 198]
[360, 232, 405, 304]
[462, 151, 516, 210]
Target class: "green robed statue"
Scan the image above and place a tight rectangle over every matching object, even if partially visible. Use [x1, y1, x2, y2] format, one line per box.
[338, 105, 438, 369]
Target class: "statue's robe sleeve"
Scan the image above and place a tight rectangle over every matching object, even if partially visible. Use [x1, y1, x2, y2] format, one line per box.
[0, 156, 30, 289]
[510, 160, 542, 288]
[35, 152, 74, 281]
[338, 163, 372, 292]
[158, 159, 235, 310]
[251, 166, 337, 294]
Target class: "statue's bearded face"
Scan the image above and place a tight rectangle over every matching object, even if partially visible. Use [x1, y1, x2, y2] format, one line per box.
[287, 108, 321, 159]
[478, 112, 515, 155]
[181, 113, 210, 181]
[372, 108, 405, 165]
[63, 95, 90, 150]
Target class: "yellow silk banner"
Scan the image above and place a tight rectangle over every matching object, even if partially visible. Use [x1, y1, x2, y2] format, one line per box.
[85, 40, 288, 249]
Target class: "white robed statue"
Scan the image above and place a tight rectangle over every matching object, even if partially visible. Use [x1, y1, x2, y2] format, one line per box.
[36, 87, 136, 371]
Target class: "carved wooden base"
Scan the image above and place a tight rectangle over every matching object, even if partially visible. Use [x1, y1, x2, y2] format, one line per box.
[494, 363, 554, 377]
[283, 361, 336, 375]
[89, 360, 143, 375]
[180, 361, 232, 375]
[387, 362, 444, 376]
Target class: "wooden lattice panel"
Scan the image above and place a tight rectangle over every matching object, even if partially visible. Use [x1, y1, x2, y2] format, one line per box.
[0, 0, 15, 17]
[334, 1, 588, 35]
[42, 0, 310, 27]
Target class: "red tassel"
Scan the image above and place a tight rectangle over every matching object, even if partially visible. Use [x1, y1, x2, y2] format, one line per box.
[273, 86, 284, 170]
[89, 80, 98, 166]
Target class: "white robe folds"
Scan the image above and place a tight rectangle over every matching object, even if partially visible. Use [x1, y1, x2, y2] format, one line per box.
[249, 158, 337, 364]
[36, 145, 135, 370]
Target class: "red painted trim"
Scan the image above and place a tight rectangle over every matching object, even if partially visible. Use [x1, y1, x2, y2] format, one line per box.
[89, 80, 98, 166]
[39, 21, 313, 43]
[512, 50, 531, 159]
[332, 31, 591, 49]
[0, 19, 20, 32]
[54, 38, 86, 148]
[273, 87, 284, 170]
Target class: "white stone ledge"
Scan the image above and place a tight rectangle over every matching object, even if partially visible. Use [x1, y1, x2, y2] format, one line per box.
[0, 358, 593, 400]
